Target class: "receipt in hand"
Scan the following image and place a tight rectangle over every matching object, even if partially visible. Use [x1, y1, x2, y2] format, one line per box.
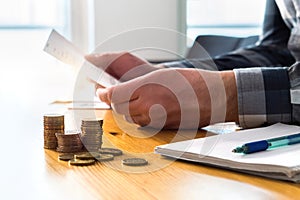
[43, 29, 119, 88]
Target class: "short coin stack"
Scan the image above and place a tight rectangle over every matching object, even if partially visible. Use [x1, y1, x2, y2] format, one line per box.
[43, 114, 64, 149]
[56, 133, 83, 153]
[58, 151, 116, 166]
[81, 119, 103, 152]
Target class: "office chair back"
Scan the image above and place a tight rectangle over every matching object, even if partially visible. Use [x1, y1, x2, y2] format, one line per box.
[186, 35, 259, 59]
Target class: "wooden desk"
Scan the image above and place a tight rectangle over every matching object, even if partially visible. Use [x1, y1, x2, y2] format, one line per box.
[1, 109, 298, 200]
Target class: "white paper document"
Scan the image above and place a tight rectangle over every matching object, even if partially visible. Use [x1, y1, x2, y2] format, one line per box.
[155, 123, 300, 182]
[43, 29, 119, 88]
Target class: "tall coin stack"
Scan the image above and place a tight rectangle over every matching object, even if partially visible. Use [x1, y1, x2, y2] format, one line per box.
[43, 114, 64, 149]
[56, 133, 83, 153]
[81, 119, 103, 152]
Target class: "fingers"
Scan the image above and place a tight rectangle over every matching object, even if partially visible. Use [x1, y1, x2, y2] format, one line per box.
[110, 79, 142, 104]
[96, 87, 111, 105]
[96, 82, 151, 126]
[95, 80, 140, 105]
[85, 52, 127, 79]
[96, 82, 141, 110]
[124, 115, 150, 127]
[94, 83, 104, 91]
[85, 52, 156, 81]
[112, 97, 142, 116]
[85, 52, 125, 70]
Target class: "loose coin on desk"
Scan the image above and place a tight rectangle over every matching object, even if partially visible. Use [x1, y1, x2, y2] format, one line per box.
[58, 153, 74, 161]
[122, 158, 148, 166]
[97, 154, 114, 162]
[69, 159, 95, 166]
[74, 152, 114, 162]
[75, 152, 100, 160]
[99, 148, 123, 156]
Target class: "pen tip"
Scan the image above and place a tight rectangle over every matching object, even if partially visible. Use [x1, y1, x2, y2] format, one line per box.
[232, 147, 244, 153]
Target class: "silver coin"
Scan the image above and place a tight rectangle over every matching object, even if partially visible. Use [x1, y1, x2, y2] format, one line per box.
[99, 148, 123, 156]
[97, 153, 114, 162]
[122, 158, 148, 166]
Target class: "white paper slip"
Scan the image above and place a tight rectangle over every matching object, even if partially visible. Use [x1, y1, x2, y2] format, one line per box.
[43, 29, 119, 88]
[202, 122, 241, 134]
[50, 100, 110, 110]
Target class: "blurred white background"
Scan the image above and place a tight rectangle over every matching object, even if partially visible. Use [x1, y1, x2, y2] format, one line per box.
[0, 0, 265, 132]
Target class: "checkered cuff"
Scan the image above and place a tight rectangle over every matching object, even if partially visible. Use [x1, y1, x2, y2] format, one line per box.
[233, 67, 291, 128]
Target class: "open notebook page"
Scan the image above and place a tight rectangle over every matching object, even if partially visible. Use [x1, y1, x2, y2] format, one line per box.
[155, 123, 300, 180]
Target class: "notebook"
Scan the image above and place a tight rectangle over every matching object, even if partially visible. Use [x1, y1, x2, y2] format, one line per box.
[155, 123, 300, 182]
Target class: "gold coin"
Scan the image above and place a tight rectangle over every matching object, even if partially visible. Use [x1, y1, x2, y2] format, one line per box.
[69, 159, 95, 166]
[75, 152, 98, 160]
[58, 153, 74, 161]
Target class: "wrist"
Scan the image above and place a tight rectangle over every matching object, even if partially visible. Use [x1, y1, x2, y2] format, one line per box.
[154, 64, 168, 69]
[221, 71, 238, 123]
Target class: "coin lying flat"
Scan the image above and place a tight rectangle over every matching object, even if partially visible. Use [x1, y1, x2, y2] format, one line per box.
[122, 158, 148, 166]
[97, 154, 114, 162]
[69, 159, 95, 166]
[75, 152, 99, 160]
[99, 148, 123, 156]
[58, 153, 74, 161]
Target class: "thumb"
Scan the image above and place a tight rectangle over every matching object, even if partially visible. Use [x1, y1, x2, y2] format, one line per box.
[96, 87, 113, 105]
[108, 78, 144, 105]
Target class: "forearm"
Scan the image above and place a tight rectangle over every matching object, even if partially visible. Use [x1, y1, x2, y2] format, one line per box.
[177, 69, 238, 127]
[162, 65, 294, 129]
[221, 71, 239, 123]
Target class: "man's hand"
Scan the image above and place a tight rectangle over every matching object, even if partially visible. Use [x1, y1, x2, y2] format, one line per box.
[96, 68, 238, 129]
[85, 52, 160, 82]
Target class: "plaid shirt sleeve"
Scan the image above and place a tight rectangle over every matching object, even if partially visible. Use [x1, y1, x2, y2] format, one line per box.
[233, 67, 291, 128]
[233, 0, 300, 128]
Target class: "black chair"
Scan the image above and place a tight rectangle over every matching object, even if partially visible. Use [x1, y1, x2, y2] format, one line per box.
[186, 35, 259, 59]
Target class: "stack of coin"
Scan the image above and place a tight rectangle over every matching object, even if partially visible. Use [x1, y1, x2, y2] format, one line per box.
[81, 119, 103, 152]
[43, 114, 64, 149]
[56, 133, 83, 153]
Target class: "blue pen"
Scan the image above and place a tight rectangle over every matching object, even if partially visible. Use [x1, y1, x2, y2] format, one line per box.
[232, 133, 300, 154]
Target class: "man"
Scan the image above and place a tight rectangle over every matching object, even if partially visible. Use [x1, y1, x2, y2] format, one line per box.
[86, 0, 300, 129]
